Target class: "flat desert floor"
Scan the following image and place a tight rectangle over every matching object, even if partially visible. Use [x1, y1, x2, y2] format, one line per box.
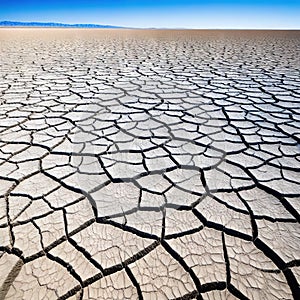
[0, 29, 299, 300]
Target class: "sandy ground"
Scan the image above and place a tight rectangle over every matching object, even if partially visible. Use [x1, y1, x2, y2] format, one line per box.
[0, 29, 299, 299]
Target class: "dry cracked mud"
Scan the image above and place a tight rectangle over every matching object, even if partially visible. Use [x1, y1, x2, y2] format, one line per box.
[0, 29, 299, 300]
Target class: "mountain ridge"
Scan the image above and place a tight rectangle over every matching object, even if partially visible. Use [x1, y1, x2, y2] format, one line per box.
[0, 21, 125, 28]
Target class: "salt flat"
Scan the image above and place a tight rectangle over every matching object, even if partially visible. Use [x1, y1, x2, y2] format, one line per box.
[0, 29, 299, 299]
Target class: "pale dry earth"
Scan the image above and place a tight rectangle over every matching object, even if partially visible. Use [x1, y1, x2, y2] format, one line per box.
[0, 29, 300, 299]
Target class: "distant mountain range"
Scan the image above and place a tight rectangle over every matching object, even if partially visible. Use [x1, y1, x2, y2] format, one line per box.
[0, 21, 124, 28]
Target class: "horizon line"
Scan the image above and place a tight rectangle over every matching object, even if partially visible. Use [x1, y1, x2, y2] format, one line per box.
[0, 20, 299, 30]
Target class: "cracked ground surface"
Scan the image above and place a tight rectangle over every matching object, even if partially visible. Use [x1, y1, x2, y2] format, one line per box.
[0, 29, 299, 299]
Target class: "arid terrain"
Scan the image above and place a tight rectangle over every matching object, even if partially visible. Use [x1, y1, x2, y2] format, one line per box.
[0, 29, 299, 299]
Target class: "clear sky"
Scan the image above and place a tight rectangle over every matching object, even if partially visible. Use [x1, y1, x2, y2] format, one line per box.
[1, 0, 300, 29]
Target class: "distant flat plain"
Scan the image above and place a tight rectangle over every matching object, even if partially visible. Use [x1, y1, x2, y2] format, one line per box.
[0, 29, 299, 300]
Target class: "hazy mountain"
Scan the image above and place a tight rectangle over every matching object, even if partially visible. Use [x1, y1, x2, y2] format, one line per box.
[0, 21, 124, 28]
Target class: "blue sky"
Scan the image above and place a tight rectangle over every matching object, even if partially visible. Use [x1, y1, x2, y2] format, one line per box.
[0, 0, 300, 29]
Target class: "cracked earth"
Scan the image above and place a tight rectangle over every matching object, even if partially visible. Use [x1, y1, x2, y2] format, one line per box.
[0, 29, 299, 299]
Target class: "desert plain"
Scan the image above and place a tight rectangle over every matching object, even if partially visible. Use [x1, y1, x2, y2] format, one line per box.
[0, 29, 299, 299]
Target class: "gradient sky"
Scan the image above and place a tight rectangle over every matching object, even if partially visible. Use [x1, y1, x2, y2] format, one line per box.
[1, 0, 300, 29]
